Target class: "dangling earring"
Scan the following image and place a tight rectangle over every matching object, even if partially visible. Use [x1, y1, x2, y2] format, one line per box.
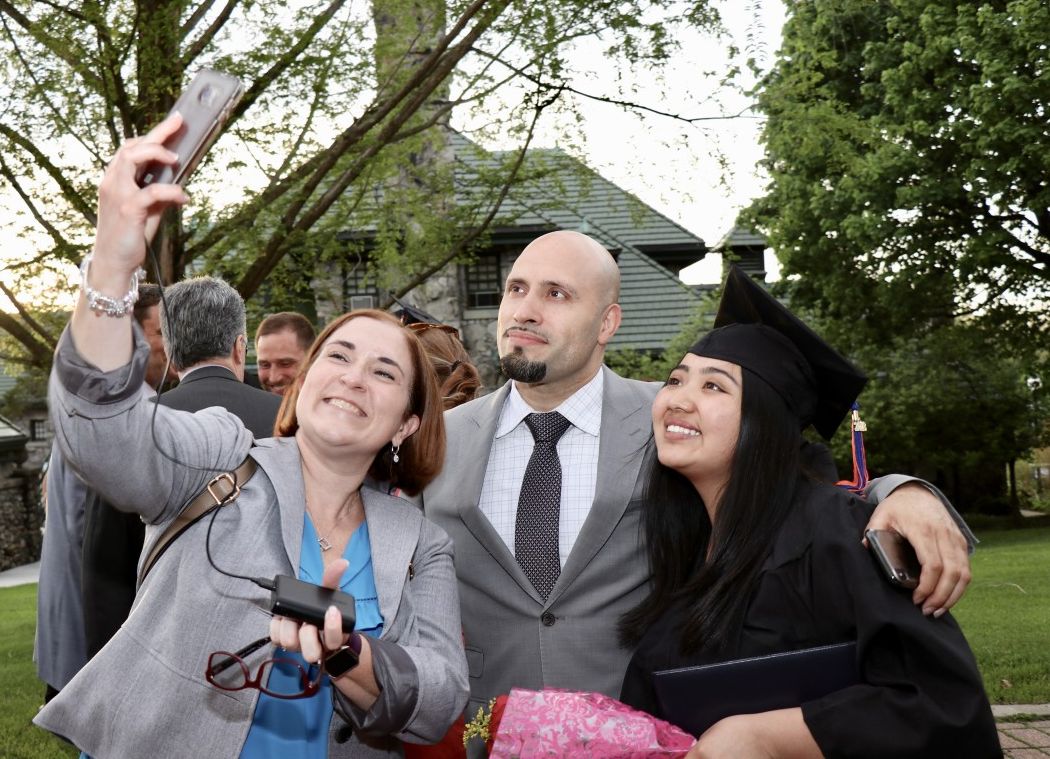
[391, 442, 400, 464]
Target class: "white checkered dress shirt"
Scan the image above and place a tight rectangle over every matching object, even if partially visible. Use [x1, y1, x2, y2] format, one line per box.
[478, 369, 604, 567]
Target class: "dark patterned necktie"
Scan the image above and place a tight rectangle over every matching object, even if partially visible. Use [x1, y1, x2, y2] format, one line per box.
[514, 411, 572, 600]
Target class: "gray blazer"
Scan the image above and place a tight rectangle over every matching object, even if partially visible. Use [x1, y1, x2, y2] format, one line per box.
[423, 367, 658, 712]
[36, 326, 468, 758]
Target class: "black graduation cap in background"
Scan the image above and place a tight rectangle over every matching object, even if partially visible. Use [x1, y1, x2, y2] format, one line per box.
[389, 295, 441, 326]
[688, 265, 868, 439]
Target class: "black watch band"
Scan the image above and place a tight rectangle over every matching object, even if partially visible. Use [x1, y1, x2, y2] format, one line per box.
[325, 633, 362, 679]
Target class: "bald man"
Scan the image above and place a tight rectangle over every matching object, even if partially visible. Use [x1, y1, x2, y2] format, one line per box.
[423, 231, 974, 718]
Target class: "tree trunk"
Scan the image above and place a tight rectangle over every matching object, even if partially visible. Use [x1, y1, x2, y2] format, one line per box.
[135, 0, 188, 283]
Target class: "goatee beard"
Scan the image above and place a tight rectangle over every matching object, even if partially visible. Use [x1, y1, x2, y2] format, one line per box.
[500, 353, 547, 383]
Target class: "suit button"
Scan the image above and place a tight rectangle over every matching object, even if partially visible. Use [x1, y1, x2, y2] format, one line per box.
[541, 612, 556, 626]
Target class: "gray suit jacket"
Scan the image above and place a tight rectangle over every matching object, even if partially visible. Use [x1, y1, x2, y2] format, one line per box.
[36, 325, 468, 758]
[423, 367, 658, 712]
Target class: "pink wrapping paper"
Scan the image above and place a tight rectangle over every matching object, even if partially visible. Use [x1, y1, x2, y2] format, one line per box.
[489, 688, 695, 758]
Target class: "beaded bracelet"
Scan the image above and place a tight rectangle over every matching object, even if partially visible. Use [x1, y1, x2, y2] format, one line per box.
[79, 254, 147, 318]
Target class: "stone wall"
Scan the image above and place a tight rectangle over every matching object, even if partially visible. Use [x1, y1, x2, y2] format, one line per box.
[313, 260, 508, 393]
[0, 459, 43, 572]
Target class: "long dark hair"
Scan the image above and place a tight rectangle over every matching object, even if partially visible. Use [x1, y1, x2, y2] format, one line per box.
[619, 367, 804, 655]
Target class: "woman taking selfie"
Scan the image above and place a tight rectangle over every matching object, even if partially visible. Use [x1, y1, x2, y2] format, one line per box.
[35, 115, 468, 757]
[619, 267, 1000, 758]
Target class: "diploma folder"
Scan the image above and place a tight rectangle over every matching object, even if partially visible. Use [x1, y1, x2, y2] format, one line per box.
[652, 641, 859, 736]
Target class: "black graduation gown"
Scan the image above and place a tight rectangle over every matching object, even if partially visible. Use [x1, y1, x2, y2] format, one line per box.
[621, 480, 1001, 758]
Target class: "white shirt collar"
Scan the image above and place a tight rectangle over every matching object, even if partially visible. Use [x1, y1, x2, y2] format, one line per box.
[496, 367, 604, 439]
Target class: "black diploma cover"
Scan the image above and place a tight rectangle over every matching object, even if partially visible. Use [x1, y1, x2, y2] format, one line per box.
[652, 641, 859, 736]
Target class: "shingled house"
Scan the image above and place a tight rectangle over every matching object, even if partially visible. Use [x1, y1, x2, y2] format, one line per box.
[314, 133, 709, 386]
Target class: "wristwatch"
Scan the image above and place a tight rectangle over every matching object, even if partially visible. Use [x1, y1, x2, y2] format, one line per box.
[325, 633, 363, 679]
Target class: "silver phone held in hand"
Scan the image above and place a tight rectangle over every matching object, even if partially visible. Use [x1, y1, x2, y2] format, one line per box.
[866, 528, 921, 589]
[136, 68, 244, 187]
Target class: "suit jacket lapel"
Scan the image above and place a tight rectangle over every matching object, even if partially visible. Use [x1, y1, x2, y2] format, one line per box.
[548, 367, 652, 605]
[456, 383, 544, 602]
[248, 437, 305, 572]
[361, 488, 418, 635]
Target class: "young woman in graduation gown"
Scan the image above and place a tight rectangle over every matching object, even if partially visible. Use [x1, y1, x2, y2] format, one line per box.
[619, 268, 1001, 758]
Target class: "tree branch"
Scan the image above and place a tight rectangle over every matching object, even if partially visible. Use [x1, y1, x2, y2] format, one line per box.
[213, 0, 348, 119]
[0, 15, 107, 164]
[0, 155, 81, 262]
[236, 0, 511, 297]
[181, 0, 240, 66]
[1004, 232, 1050, 271]
[0, 352, 40, 368]
[86, 4, 136, 140]
[0, 123, 97, 226]
[0, 0, 104, 90]
[25, 0, 87, 22]
[0, 311, 54, 369]
[472, 46, 761, 124]
[0, 281, 57, 350]
[188, 0, 501, 265]
[181, 0, 219, 40]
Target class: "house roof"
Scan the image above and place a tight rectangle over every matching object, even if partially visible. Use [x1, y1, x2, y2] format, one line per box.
[451, 134, 708, 351]
[714, 224, 767, 251]
[0, 374, 16, 401]
[0, 412, 27, 451]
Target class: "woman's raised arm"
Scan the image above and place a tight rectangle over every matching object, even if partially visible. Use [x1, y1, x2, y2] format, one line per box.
[70, 114, 187, 370]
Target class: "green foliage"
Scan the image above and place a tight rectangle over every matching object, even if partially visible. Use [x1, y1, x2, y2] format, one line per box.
[0, 304, 66, 417]
[746, 0, 1050, 340]
[744, 0, 1050, 509]
[819, 319, 1048, 512]
[604, 347, 666, 382]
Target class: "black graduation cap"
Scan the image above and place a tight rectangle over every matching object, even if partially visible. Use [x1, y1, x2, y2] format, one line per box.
[688, 265, 867, 439]
[388, 295, 441, 326]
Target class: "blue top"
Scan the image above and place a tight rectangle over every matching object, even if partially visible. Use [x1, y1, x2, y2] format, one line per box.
[240, 516, 385, 758]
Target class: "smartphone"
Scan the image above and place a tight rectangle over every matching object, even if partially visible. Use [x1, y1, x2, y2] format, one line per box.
[865, 529, 921, 589]
[270, 574, 357, 631]
[136, 68, 244, 187]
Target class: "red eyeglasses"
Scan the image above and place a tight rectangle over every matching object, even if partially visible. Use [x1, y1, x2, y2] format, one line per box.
[206, 637, 323, 699]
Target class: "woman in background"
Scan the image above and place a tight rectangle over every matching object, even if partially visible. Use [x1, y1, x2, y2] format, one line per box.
[407, 323, 482, 410]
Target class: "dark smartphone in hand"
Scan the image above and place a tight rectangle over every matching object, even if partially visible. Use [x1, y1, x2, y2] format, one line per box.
[866, 529, 921, 589]
[136, 68, 243, 187]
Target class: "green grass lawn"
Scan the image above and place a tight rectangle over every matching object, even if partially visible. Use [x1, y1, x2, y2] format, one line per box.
[952, 525, 1050, 705]
[1, 584, 77, 759]
[2, 525, 1048, 755]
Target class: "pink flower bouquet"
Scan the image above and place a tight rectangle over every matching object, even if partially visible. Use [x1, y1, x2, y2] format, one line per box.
[488, 688, 694, 758]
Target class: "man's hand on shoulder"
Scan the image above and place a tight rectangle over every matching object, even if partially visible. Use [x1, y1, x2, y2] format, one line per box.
[864, 482, 971, 615]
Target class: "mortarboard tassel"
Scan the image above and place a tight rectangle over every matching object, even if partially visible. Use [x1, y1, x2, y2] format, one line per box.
[836, 402, 869, 495]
